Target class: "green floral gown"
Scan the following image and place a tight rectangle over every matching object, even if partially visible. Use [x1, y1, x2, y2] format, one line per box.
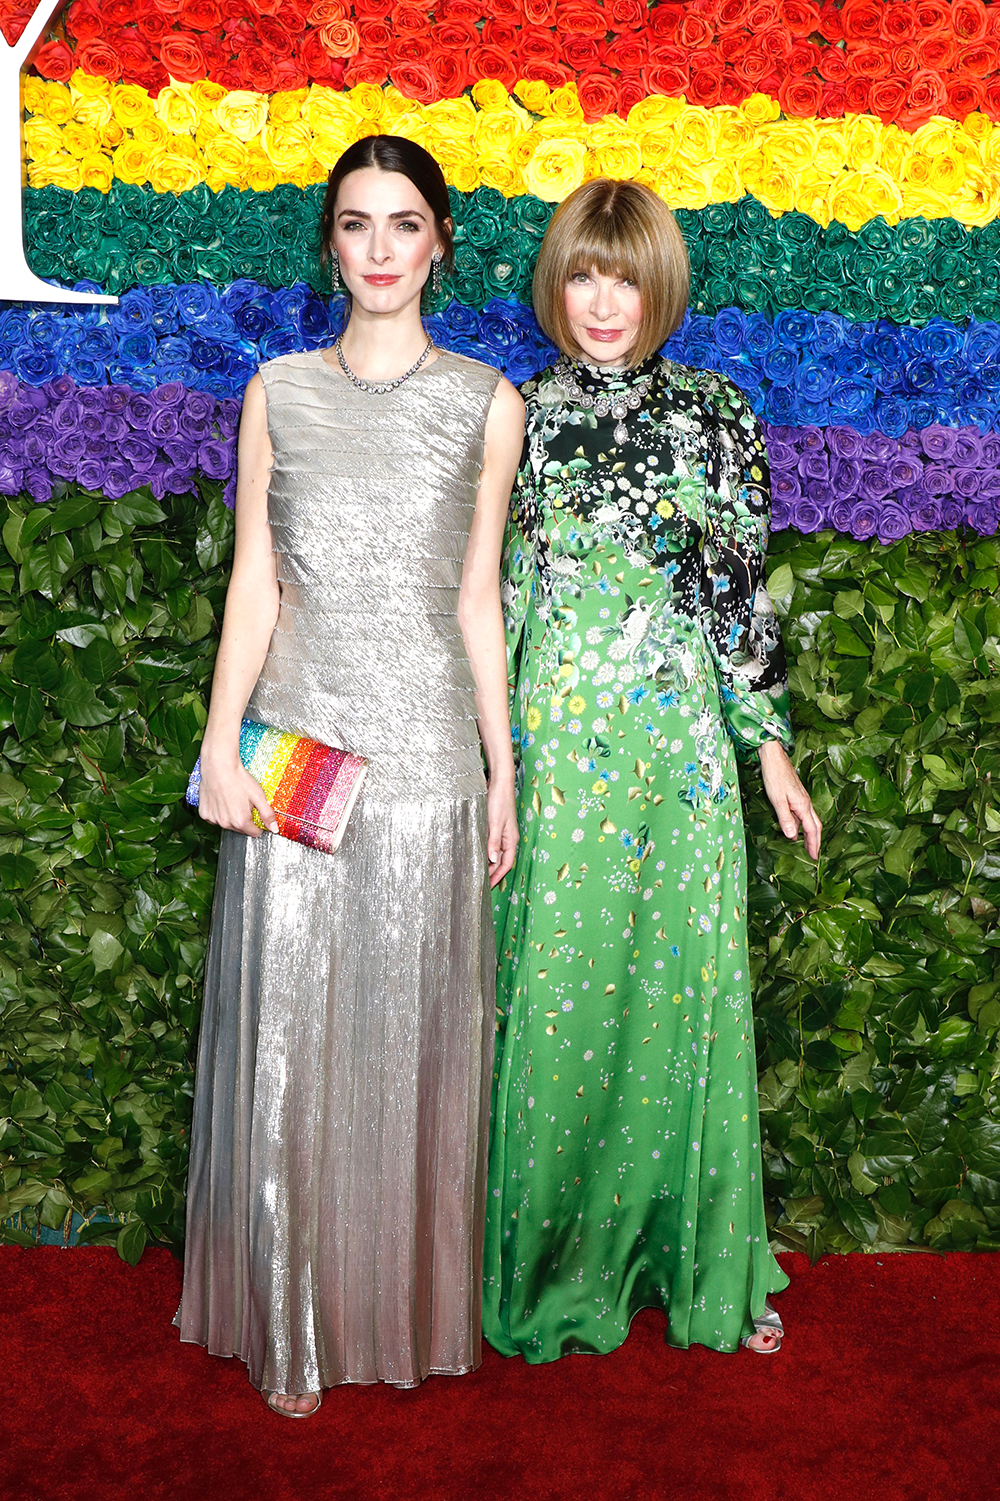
[484, 355, 794, 1361]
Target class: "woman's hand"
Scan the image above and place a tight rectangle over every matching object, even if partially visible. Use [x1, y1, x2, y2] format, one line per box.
[486, 777, 519, 888]
[758, 740, 822, 861]
[196, 747, 278, 837]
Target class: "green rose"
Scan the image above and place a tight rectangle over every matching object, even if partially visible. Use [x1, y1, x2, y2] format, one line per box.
[736, 196, 772, 236]
[130, 251, 172, 285]
[698, 201, 736, 235]
[774, 211, 817, 250]
[509, 194, 552, 239]
[893, 218, 935, 256]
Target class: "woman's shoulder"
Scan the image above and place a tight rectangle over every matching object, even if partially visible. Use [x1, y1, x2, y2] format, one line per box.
[657, 358, 757, 420]
[434, 346, 504, 392]
[256, 349, 324, 387]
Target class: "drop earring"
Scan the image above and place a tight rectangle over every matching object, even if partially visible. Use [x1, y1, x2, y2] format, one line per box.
[331, 249, 341, 289]
[431, 253, 443, 298]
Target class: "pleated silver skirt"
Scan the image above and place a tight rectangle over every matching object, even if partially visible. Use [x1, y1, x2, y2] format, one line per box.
[175, 796, 495, 1392]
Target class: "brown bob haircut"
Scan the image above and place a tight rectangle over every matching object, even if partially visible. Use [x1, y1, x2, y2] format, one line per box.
[532, 178, 689, 367]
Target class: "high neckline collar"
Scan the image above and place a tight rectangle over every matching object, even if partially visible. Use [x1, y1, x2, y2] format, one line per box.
[560, 353, 662, 387]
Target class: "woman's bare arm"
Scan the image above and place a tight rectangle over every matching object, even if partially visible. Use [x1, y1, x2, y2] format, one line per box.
[196, 373, 281, 836]
[458, 376, 525, 886]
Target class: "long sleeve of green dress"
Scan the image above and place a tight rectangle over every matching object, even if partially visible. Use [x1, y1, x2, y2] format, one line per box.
[484, 357, 791, 1363]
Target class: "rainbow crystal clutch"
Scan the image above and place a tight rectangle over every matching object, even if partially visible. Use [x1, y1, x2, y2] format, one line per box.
[186, 719, 368, 855]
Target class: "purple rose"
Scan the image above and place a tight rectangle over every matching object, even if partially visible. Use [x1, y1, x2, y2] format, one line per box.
[889, 456, 920, 488]
[0, 370, 18, 406]
[800, 451, 830, 481]
[859, 463, 893, 501]
[953, 431, 982, 466]
[126, 393, 154, 429]
[199, 440, 234, 480]
[940, 499, 964, 529]
[76, 458, 108, 490]
[832, 457, 861, 494]
[979, 470, 1000, 498]
[769, 493, 791, 530]
[828, 496, 858, 532]
[905, 491, 941, 531]
[52, 397, 83, 434]
[966, 498, 999, 533]
[849, 501, 880, 540]
[876, 503, 911, 544]
[120, 436, 158, 473]
[920, 424, 956, 460]
[150, 409, 179, 441]
[151, 382, 186, 409]
[922, 463, 953, 496]
[161, 464, 196, 495]
[791, 496, 826, 532]
[981, 434, 1000, 467]
[861, 431, 897, 462]
[163, 437, 198, 468]
[102, 460, 136, 500]
[24, 468, 54, 502]
[77, 387, 105, 413]
[44, 375, 75, 401]
[106, 387, 130, 415]
[765, 440, 798, 470]
[953, 468, 981, 498]
[104, 414, 128, 443]
[772, 469, 802, 503]
[0, 461, 23, 495]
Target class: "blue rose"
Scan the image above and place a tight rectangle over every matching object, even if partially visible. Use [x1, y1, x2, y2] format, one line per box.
[914, 318, 964, 361]
[963, 320, 1000, 371]
[259, 327, 302, 360]
[108, 289, 155, 336]
[188, 336, 227, 371]
[773, 309, 816, 348]
[873, 396, 910, 438]
[828, 377, 875, 423]
[762, 346, 797, 385]
[148, 286, 181, 336]
[794, 361, 834, 402]
[439, 301, 480, 337]
[13, 346, 59, 382]
[118, 330, 158, 369]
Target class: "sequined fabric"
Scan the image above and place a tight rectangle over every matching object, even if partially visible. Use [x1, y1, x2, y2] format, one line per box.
[176, 348, 502, 1392]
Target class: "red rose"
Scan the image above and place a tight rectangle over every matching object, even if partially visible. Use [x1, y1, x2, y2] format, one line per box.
[358, 18, 393, 47]
[354, 0, 392, 15]
[433, 18, 480, 52]
[716, 0, 752, 27]
[957, 40, 998, 75]
[786, 39, 820, 72]
[917, 33, 957, 68]
[100, 0, 139, 24]
[76, 37, 123, 74]
[687, 65, 723, 107]
[912, 0, 951, 36]
[881, 2, 916, 41]
[719, 73, 747, 105]
[430, 48, 469, 95]
[947, 76, 985, 114]
[519, 58, 570, 86]
[254, 0, 285, 14]
[689, 45, 727, 72]
[820, 80, 846, 113]
[256, 17, 294, 52]
[842, 77, 871, 111]
[991, 9, 1000, 38]
[394, 4, 431, 33]
[485, 0, 523, 19]
[522, 0, 556, 22]
[178, 0, 220, 29]
[136, 6, 171, 42]
[746, 0, 781, 29]
[838, 0, 882, 41]
[953, 0, 989, 42]
[604, 32, 648, 69]
[282, 3, 309, 32]
[892, 43, 920, 74]
[563, 34, 603, 67]
[615, 72, 645, 114]
[67, 1, 104, 42]
[984, 77, 1000, 119]
[275, 58, 308, 90]
[482, 16, 518, 47]
[816, 2, 843, 41]
[215, 65, 245, 88]
[560, 3, 610, 38]
[777, 73, 823, 114]
[780, 0, 820, 35]
[390, 60, 439, 101]
[730, 43, 771, 83]
[896, 67, 948, 127]
[605, 0, 645, 30]
[577, 70, 618, 119]
[868, 75, 907, 120]
[678, 13, 713, 46]
[199, 37, 228, 73]
[519, 24, 559, 60]
[159, 33, 207, 80]
[647, 4, 683, 40]
[846, 44, 892, 78]
[32, 38, 75, 80]
[468, 43, 519, 87]
[389, 33, 433, 64]
[643, 55, 689, 95]
[344, 51, 389, 85]
[116, 35, 155, 71]
[237, 45, 279, 89]
[438, 0, 485, 18]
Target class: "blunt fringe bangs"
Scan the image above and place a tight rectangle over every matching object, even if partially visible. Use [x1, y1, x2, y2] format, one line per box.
[319, 135, 454, 274]
[532, 179, 689, 366]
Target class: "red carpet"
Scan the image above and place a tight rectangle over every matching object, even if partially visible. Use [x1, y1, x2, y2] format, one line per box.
[2, 1248, 998, 1501]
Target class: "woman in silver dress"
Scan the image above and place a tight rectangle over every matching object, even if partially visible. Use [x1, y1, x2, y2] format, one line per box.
[175, 135, 524, 1415]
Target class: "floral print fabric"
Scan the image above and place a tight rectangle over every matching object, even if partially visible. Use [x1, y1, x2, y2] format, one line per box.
[484, 356, 792, 1360]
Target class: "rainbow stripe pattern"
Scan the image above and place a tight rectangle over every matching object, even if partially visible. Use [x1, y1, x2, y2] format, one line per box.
[185, 719, 368, 854]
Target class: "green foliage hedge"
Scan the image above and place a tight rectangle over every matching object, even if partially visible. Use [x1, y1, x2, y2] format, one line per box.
[0, 494, 997, 1260]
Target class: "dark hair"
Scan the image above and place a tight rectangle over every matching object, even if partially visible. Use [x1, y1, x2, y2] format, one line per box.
[319, 135, 454, 275]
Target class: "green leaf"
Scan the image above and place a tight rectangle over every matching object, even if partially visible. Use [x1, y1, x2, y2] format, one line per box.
[20, 535, 75, 600]
[110, 494, 166, 527]
[89, 929, 124, 973]
[117, 1218, 149, 1267]
[77, 637, 121, 684]
[10, 641, 64, 693]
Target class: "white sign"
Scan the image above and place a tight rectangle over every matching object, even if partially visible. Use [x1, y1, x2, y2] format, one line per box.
[5, 0, 116, 304]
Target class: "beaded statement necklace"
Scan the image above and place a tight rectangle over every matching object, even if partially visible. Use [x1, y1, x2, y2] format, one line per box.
[334, 333, 434, 394]
[555, 355, 656, 445]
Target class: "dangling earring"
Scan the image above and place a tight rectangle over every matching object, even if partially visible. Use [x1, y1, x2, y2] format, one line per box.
[431, 253, 443, 298]
[331, 248, 341, 290]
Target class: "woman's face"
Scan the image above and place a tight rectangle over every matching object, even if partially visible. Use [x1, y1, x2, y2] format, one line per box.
[563, 267, 643, 366]
[332, 167, 444, 314]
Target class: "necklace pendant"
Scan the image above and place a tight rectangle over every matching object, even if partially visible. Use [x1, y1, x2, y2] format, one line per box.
[614, 419, 629, 445]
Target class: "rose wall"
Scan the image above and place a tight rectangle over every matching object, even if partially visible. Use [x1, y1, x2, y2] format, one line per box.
[1, 0, 999, 1262]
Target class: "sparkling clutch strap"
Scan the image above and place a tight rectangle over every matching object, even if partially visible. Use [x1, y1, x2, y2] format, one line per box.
[186, 719, 368, 855]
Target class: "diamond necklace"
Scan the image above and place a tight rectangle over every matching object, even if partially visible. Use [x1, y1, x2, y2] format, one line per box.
[556, 355, 655, 445]
[334, 332, 434, 394]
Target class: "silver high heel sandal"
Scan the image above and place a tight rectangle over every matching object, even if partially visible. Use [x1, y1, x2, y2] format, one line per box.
[740, 1300, 784, 1355]
[264, 1391, 324, 1418]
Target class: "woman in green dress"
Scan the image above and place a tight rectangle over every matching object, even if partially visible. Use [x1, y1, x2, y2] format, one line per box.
[484, 179, 822, 1363]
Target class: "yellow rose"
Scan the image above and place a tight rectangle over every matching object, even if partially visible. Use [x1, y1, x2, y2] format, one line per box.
[472, 79, 510, 113]
[708, 160, 743, 203]
[112, 139, 154, 185]
[953, 166, 1000, 227]
[29, 80, 74, 125]
[812, 122, 847, 176]
[674, 105, 718, 167]
[592, 139, 642, 180]
[841, 115, 883, 171]
[741, 92, 780, 126]
[132, 119, 168, 150]
[474, 107, 526, 158]
[80, 152, 114, 192]
[761, 119, 817, 175]
[568, 695, 586, 714]
[425, 95, 479, 140]
[514, 79, 552, 115]
[963, 111, 993, 143]
[450, 161, 479, 194]
[635, 126, 676, 171]
[303, 88, 361, 165]
[523, 134, 587, 201]
[526, 706, 542, 731]
[911, 118, 956, 158]
[190, 79, 228, 111]
[155, 85, 201, 136]
[627, 95, 685, 133]
[930, 149, 968, 194]
[69, 68, 110, 98]
[99, 121, 125, 150]
[195, 115, 224, 148]
[260, 120, 314, 174]
[246, 152, 280, 192]
[348, 81, 386, 121]
[214, 90, 269, 143]
[204, 134, 250, 183]
[713, 107, 755, 160]
[753, 159, 797, 216]
[542, 83, 584, 124]
[23, 78, 48, 116]
[270, 90, 308, 124]
[111, 84, 154, 131]
[28, 154, 81, 191]
[828, 167, 902, 231]
[477, 154, 524, 195]
[62, 121, 99, 159]
[73, 91, 113, 131]
[669, 162, 714, 212]
[148, 148, 205, 194]
[23, 119, 64, 160]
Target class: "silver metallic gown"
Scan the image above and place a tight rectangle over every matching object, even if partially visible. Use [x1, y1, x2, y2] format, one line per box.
[176, 348, 502, 1393]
